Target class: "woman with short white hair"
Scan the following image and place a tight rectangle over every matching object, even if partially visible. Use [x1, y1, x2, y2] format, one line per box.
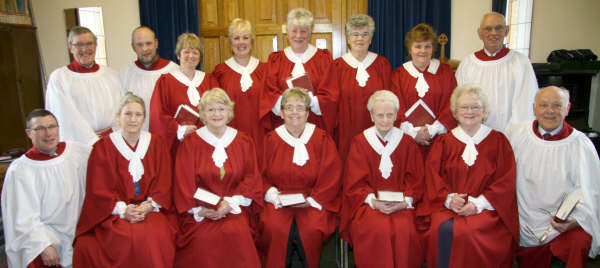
[261, 7, 339, 136]
[334, 14, 393, 162]
[341, 90, 425, 267]
[423, 84, 518, 268]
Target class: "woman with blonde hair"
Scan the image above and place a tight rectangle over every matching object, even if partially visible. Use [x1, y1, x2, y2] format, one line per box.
[212, 18, 267, 162]
[260, 8, 339, 136]
[149, 32, 219, 157]
[173, 88, 262, 268]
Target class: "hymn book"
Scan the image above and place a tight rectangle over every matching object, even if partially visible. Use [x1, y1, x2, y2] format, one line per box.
[193, 187, 221, 209]
[174, 104, 200, 126]
[377, 191, 405, 202]
[539, 189, 582, 243]
[279, 193, 306, 207]
[404, 99, 436, 127]
[286, 74, 314, 92]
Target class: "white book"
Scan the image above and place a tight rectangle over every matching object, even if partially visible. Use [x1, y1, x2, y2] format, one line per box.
[279, 193, 306, 207]
[377, 191, 405, 202]
[193, 188, 221, 206]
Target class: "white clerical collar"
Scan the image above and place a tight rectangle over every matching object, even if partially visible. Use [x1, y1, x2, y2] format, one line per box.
[342, 52, 377, 87]
[109, 130, 151, 182]
[225, 57, 259, 92]
[538, 123, 563, 137]
[284, 44, 318, 77]
[196, 126, 237, 168]
[403, 59, 440, 98]
[170, 69, 206, 107]
[363, 126, 403, 179]
[484, 47, 503, 57]
[451, 125, 492, 166]
[275, 123, 316, 166]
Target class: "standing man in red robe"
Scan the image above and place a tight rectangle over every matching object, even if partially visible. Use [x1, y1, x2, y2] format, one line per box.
[120, 26, 178, 131]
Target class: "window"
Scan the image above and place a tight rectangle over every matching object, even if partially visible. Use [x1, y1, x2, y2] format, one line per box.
[77, 7, 107, 66]
[506, 0, 534, 57]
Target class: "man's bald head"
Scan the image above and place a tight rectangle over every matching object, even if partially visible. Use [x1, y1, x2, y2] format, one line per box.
[477, 12, 509, 54]
[534, 86, 571, 132]
[131, 26, 159, 67]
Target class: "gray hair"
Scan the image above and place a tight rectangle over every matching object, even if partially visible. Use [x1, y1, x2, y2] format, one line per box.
[480, 12, 506, 27]
[367, 90, 400, 112]
[450, 83, 490, 122]
[68, 26, 97, 45]
[346, 14, 375, 38]
[198, 88, 235, 124]
[286, 8, 314, 31]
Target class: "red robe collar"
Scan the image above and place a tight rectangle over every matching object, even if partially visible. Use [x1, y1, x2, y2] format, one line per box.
[25, 142, 66, 160]
[134, 57, 170, 70]
[532, 120, 573, 141]
[67, 60, 99, 73]
[474, 46, 510, 61]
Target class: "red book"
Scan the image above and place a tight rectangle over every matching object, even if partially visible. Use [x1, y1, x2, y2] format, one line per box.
[404, 99, 436, 127]
[174, 104, 200, 125]
[193, 187, 221, 209]
[286, 74, 314, 93]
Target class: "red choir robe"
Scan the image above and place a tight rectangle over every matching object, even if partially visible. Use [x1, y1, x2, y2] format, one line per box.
[212, 58, 267, 162]
[340, 127, 425, 268]
[391, 59, 457, 158]
[149, 71, 219, 156]
[423, 129, 519, 268]
[173, 129, 263, 268]
[334, 53, 393, 162]
[73, 133, 176, 268]
[259, 47, 339, 134]
[257, 125, 341, 268]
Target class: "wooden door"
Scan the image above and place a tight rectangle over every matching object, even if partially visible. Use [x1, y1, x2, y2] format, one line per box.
[198, 0, 366, 73]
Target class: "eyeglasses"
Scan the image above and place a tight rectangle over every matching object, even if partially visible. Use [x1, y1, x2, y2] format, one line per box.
[30, 124, 58, 132]
[283, 105, 307, 112]
[350, 32, 370, 38]
[458, 105, 482, 112]
[536, 103, 564, 111]
[206, 107, 226, 114]
[71, 42, 96, 48]
[481, 25, 506, 33]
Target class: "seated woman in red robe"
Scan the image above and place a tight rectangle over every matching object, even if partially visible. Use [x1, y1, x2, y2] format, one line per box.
[340, 90, 425, 268]
[334, 14, 393, 162]
[257, 87, 342, 268]
[149, 33, 219, 156]
[212, 18, 267, 163]
[423, 84, 519, 268]
[173, 88, 263, 268]
[260, 7, 339, 135]
[73, 92, 176, 267]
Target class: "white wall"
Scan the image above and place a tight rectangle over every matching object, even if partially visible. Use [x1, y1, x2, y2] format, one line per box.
[30, 0, 140, 81]
[450, 0, 491, 60]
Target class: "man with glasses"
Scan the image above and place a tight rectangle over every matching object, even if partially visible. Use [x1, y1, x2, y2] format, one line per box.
[45, 26, 122, 145]
[455, 12, 538, 132]
[506, 86, 600, 267]
[1, 109, 91, 268]
[119, 26, 178, 131]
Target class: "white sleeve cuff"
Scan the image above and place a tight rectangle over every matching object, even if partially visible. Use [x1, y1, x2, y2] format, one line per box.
[112, 201, 128, 219]
[364, 193, 376, 209]
[264, 187, 282, 209]
[188, 206, 205, 222]
[177, 125, 187, 141]
[405, 196, 414, 209]
[271, 96, 283, 116]
[426, 120, 447, 138]
[306, 197, 322, 211]
[444, 193, 457, 210]
[400, 121, 419, 138]
[468, 194, 495, 214]
[307, 92, 322, 116]
[224, 195, 251, 215]
[146, 197, 161, 212]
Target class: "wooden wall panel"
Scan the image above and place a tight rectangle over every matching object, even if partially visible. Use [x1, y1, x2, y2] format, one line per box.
[200, 0, 219, 28]
[223, 0, 241, 25]
[202, 37, 221, 72]
[255, 35, 276, 62]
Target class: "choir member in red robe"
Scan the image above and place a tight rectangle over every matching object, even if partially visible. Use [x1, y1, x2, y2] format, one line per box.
[257, 87, 341, 268]
[212, 18, 267, 162]
[149, 33, 219, 157]
[334, 14, 392, 162]
[260, 8, 339, 135]
[73, 93, 176, 267]
[423, 84, 519, 268]
[391, 23, 457, 158]
[173, 88, 262, 268]
[340, 90, 425, 268]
